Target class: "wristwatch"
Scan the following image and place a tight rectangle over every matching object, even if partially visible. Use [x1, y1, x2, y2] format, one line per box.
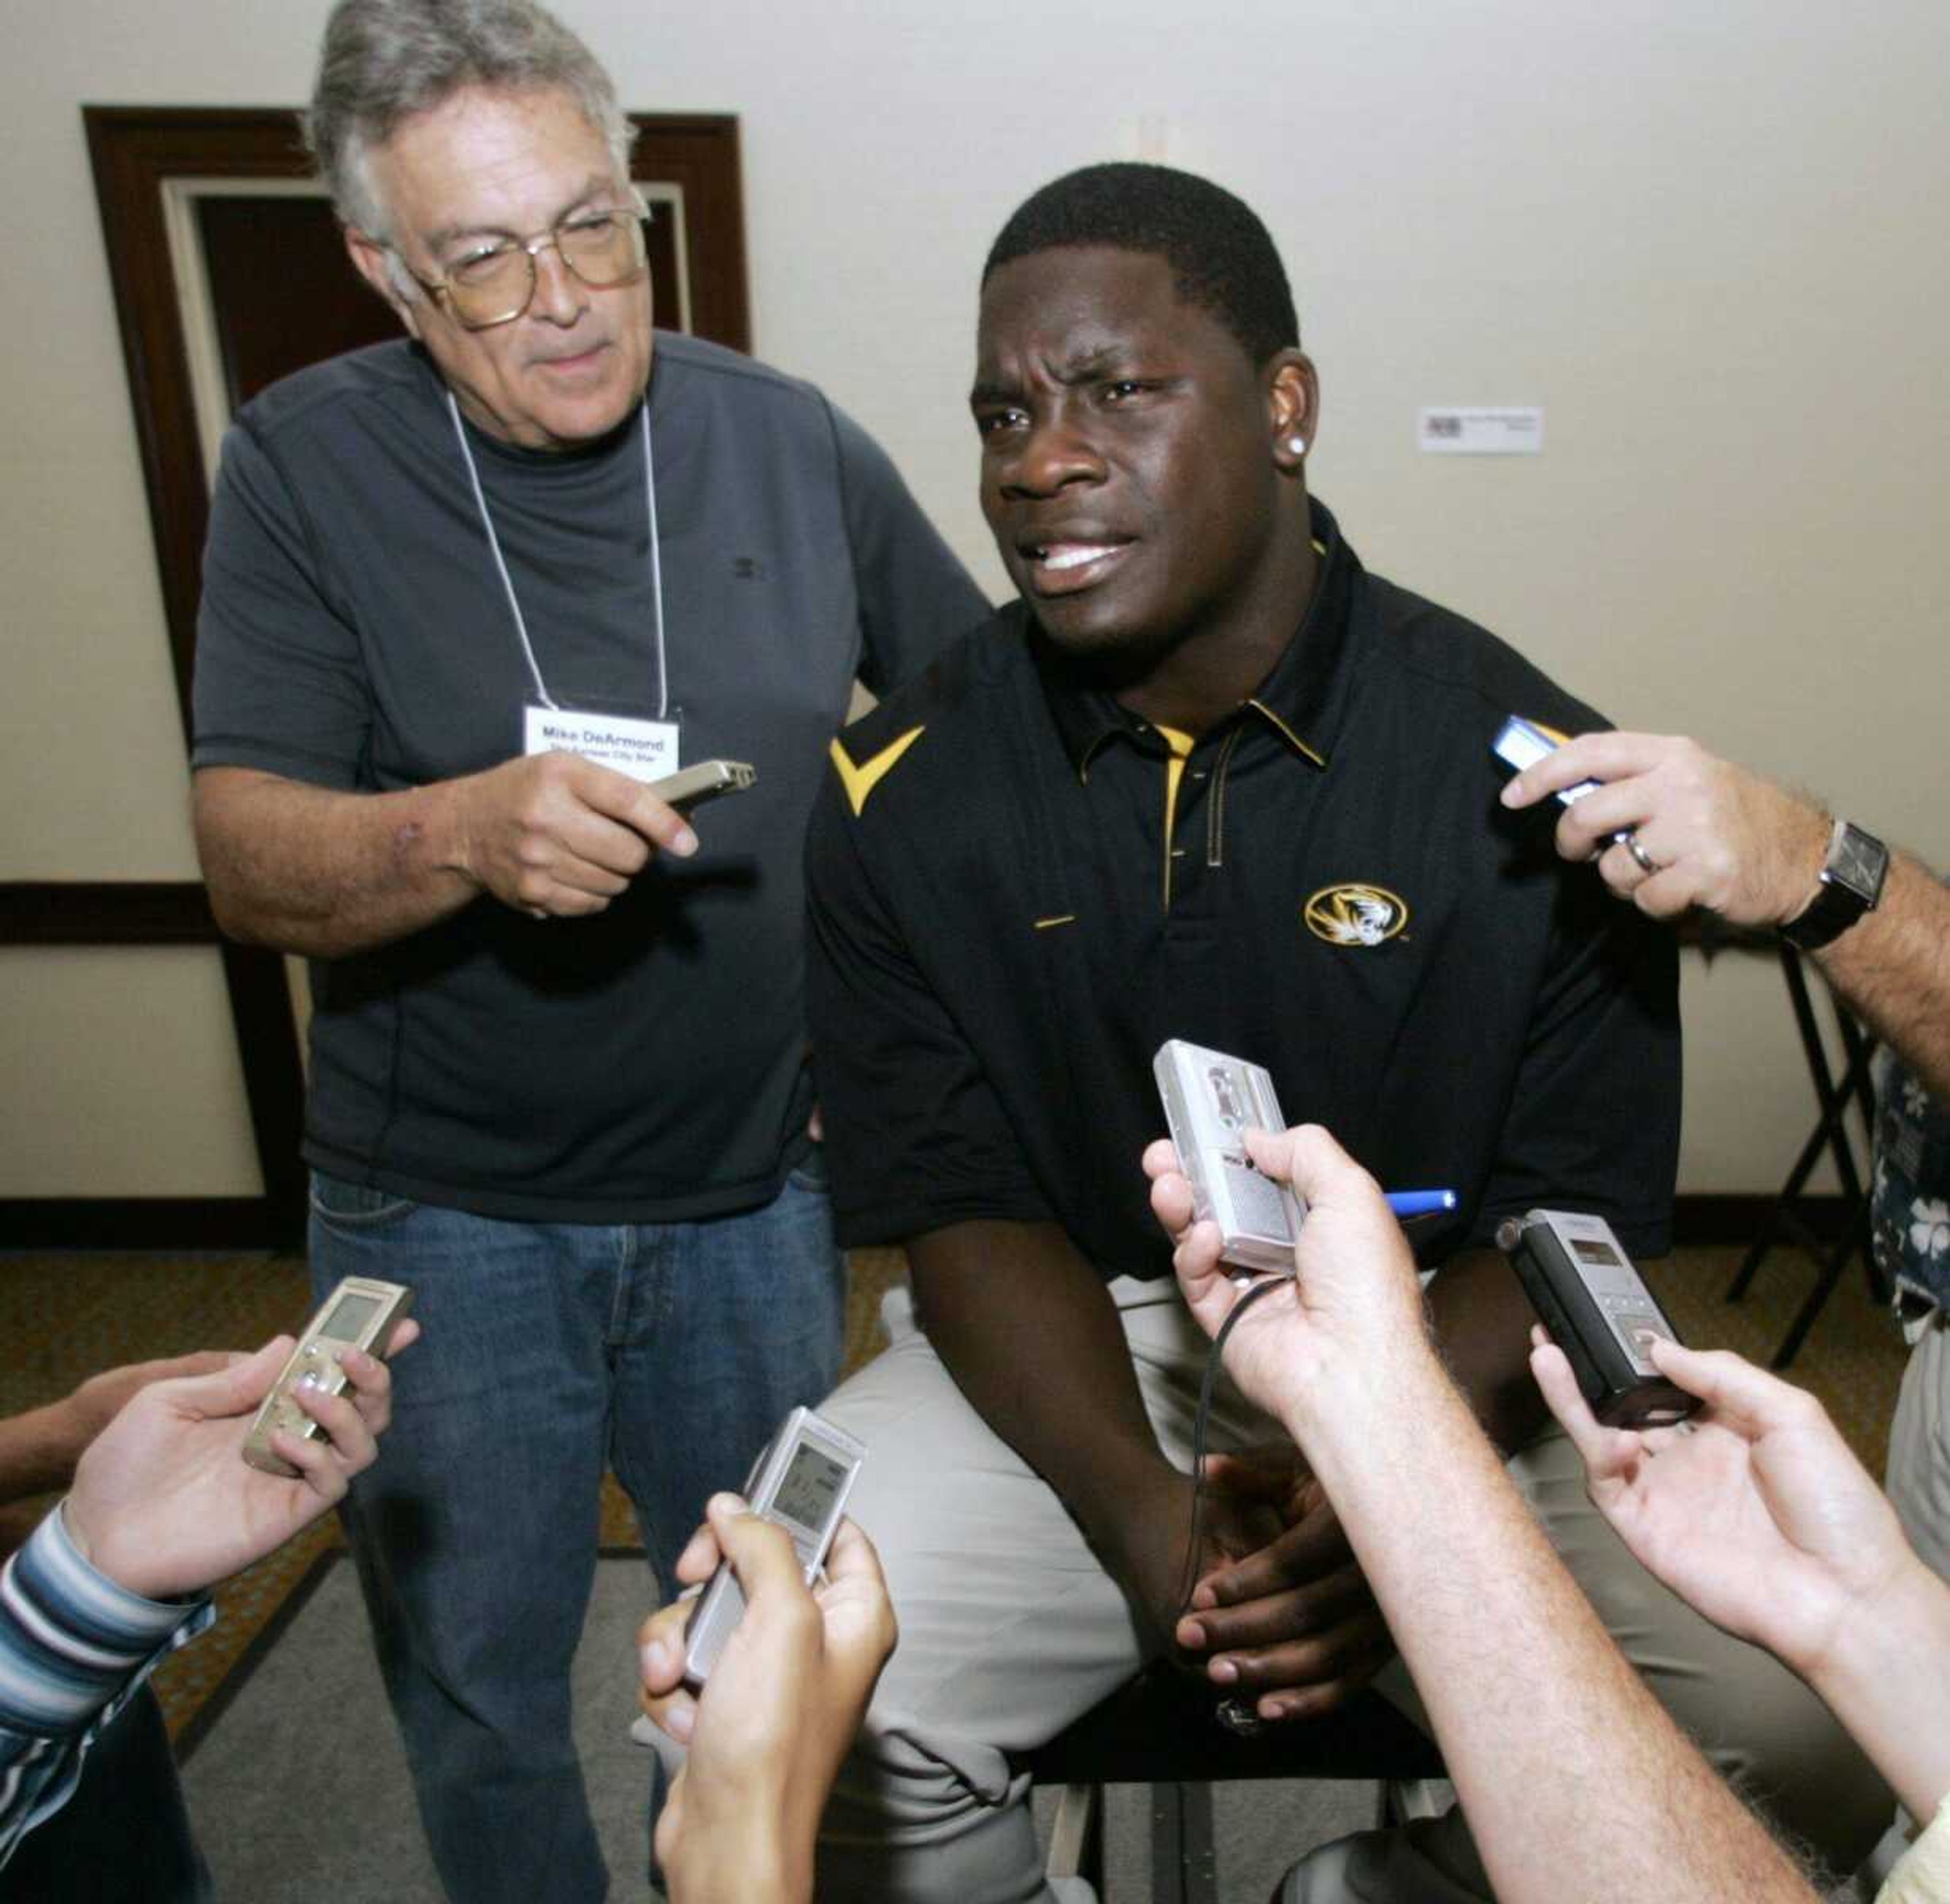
[1780, 819, 1888, 951]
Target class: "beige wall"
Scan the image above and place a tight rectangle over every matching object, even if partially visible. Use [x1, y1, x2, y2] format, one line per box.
[5, 0, 1946, 1200]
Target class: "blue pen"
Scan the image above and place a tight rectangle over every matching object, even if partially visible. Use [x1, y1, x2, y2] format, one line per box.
[1384, 1189, 1456, 1218]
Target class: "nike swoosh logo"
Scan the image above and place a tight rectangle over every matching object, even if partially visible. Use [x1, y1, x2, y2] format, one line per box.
[829, 727, 926, 817]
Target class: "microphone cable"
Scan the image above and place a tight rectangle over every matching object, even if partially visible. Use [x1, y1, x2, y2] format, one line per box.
[1175, 1271, 1296, 1623]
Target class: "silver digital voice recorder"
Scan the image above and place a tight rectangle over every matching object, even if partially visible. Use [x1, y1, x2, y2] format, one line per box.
[681, 1405, 866, 1690]
[1153, 1039, 1303, 1276]
[646, 758, 756, 809]
[241, 1276, 414, 1477]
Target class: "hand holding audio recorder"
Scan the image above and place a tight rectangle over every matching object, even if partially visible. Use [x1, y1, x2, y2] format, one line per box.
[241, 1276, 415, 1477]
[681, 1405, 865, 1690]
[1153, 1039, 1304, 1276]
[1497, 1209, 1697, 1428]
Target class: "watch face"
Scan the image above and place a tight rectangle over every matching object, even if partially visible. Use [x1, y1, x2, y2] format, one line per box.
[1829, 823, 1889, 905]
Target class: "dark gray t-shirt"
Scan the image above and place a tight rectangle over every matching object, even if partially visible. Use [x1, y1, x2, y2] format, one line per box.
[193, 335, 987, 1221]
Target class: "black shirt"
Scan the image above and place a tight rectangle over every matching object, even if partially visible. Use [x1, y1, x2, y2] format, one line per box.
[805, 501, 1679, 1279]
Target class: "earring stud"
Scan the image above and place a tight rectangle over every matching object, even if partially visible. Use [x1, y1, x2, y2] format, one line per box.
[1287, 435, 1307, 456]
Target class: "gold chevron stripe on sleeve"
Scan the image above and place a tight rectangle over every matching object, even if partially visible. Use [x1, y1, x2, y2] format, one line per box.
[829, 726, 926, 817]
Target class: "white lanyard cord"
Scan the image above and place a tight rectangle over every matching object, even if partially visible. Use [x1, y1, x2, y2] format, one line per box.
[641, 403, 668, 721]
[447, 392, 668, 719]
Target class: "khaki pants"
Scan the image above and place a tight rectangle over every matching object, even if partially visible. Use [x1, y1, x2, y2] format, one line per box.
[1888, 1310, 1950, 1584]
[797, 1279, 1888, 1902]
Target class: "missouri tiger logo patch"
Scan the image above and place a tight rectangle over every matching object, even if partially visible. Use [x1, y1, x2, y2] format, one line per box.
[1304, 883, 1410, 948]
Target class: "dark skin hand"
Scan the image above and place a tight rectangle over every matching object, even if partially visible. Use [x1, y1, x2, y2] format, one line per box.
[1174, 1448, 1394, 1720]
[1174, 1247, 1547, 1718]
[909, 1224, 1545, 1721]
[909, 1221, 1311, 1669]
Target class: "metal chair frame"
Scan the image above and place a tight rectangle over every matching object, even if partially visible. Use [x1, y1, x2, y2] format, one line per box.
[1725, 945, 1886, 1368]
[1015, 1666, 1444, 1904]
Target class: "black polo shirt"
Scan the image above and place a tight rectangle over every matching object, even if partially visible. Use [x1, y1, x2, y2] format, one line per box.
[805, 500, 1679, 1282]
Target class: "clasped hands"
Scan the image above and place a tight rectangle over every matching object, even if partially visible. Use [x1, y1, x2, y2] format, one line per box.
[1155, 1449, 1395, 1726]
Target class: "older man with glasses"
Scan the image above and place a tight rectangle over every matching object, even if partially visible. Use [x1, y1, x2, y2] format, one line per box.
[187, 3, 984, 1897]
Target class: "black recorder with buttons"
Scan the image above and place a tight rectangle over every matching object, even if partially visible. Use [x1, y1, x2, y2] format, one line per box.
[1496, 1209, 1699, 1428]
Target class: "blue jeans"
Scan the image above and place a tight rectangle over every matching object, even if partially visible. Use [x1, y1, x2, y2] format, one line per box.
[309, 1163, 846, 1904]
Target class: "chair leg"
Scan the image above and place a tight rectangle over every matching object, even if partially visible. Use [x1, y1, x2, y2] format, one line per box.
[1151, 1780, 1219, 1904]
[1731, 947, 1884, 1361]
[1048, 1780, 1105, 1891]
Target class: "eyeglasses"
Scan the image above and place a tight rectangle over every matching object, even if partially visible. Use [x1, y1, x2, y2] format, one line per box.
[400, 205, 649, 330]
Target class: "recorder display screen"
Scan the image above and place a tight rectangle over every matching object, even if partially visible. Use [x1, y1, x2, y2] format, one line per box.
[774, 1444, 848, 1531]
[1571, 1238, 1622, 1267]
[320, 1294, 381, 1341]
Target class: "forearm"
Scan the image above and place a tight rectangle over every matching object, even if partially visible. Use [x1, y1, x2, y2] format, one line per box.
[1423, 1248, 1550, 1455]
[194, 767, 479, 958]
[907, 1222, 1178, 1564]
[0, 1401, 89, 1503]
[0, 1511, 213, 1868]
[1293, 1356, 1816, 1904]
[664, 1829, 801, 1904]
[1807, 1556, 1950, 1825]
[1817, 851, 1950, 1103]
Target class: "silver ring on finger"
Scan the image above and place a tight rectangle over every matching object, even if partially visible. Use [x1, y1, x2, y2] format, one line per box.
[1618, 830, 1659, 876]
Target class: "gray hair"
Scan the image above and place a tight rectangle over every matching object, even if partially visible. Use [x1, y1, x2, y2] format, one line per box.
[304, 0, 635, 248]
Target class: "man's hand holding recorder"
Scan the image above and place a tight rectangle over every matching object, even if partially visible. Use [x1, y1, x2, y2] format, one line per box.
[64, 1314, 418, 1603]
[637, 1498, 896, 1904]
[1146, 1044, 1397, 1724]
[0, 1317, 418, 1877]
[1500, 727, 1950, 1104]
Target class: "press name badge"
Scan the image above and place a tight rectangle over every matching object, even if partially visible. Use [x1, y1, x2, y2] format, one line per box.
[524, 705, 679, 785]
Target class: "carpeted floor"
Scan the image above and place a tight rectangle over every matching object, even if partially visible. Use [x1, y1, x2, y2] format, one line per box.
[0, 1236, 1906, 1744]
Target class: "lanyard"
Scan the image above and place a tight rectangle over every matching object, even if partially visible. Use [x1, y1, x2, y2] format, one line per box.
[446, 391, 669, 719]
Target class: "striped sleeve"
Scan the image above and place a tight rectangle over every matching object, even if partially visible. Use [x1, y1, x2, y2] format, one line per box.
[0, 1506, 212, 1867]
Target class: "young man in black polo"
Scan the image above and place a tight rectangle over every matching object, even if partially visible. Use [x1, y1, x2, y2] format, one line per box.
[798, 166, 1887, 1902]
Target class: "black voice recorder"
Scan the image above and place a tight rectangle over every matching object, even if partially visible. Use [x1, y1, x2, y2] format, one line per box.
[1496, 1208, 1699, 1429]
